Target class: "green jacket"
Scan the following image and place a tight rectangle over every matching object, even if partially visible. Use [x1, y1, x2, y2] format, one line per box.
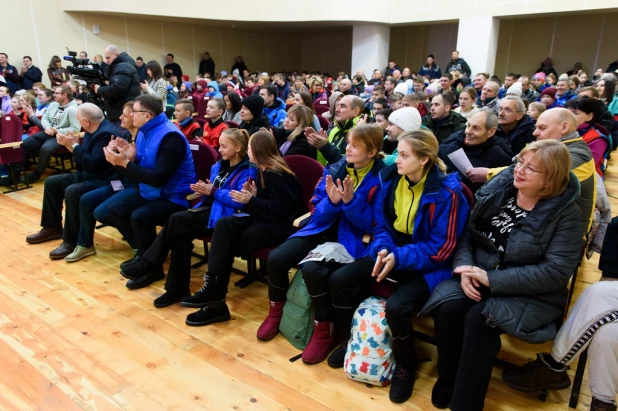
[41, 99, 80, 135]
[318, 115, 362, 165]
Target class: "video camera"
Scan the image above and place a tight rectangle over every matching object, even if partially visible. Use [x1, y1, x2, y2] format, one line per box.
[63, 49, 107, 88]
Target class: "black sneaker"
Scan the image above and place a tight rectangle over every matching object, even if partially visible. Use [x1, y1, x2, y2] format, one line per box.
[121, 257, 157, 280]
[120, 255, 141, 272]
[24, 171, 41, 184]
[591, 398, 618, 411]
[153, 291, 189, 308]
[431, 378, 453, 409]
[185, 302, 231, 327]
[180, 273, 225, 308]
[389, 365, 415, 404]
[327, 343, 347, 368]
[502, 354, 571, 393]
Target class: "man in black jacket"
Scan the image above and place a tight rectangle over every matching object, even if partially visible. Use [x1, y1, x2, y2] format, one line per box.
[423, 93, 467, 143]
[439, 109, 513, 193]
[444, 51, 471, 77]
[25, 103, 123, 260]
[495, 96, 536, 154]
[198, 52, 215, 78]
[19, 56, 43, 90]
[93, 45, 141, 125]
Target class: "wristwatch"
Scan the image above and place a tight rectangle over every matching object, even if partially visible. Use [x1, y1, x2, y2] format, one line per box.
[71, 142, 79, 150]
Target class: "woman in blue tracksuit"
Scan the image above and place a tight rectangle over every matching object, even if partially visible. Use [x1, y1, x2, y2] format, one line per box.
[327, 129, 470, 404]
[257, 124, 386, 363]
[120, 128, 256, 307]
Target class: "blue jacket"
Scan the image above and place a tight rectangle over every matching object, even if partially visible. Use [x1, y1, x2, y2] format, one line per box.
[367, 164, 469, 292]
[418, 64, 442, 80]
[206, 158, 257, 228]
[136, 113, 196, 207]
[291, 157, 385, 258]
[207, 81, 223, 99]
[556, 89, 577, 107]
[264, 98, 287, 128]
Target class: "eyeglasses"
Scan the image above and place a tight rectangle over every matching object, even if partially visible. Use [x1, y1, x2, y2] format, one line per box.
[514, 157, 543, 175]
[132, 110, 152, 115]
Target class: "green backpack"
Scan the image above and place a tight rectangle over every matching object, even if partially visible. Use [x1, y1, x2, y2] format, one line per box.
[279, 270, 314, 350]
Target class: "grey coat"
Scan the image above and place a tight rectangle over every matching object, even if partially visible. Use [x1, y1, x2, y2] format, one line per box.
[420, 166, 583, 343]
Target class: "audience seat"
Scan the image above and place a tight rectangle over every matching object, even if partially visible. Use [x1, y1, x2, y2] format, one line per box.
[313, 103, 329, 116]
[317, 115, 330, 131]
[224, 121, 239, 129]
[234, 155, 324, 288]
[0, 113, 31, 193]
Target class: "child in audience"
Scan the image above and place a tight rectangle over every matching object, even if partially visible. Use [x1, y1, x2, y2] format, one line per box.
[453, 87, 479, 119]
[540, 88, 559, 109]
[173, 99, 203, 140]
[0, 86, 13, 115]
[258, 124, 385, 364]
[293, 90, 322, 131]
[270, 105, 316, 158]
[223, 92, 242, 125]
[374, 108, 392, 137]
[120, 129, 256, 307]
[327, 129, 469, 404]
[178, 82, 191, 99]
[202, 98, 228, 149]
[182, 131, 302, 327]
[527, 101, 546, 121]
[389, 93, 404, 110]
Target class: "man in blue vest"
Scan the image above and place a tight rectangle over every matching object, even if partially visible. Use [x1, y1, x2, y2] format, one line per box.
[98, 94, 196, 290]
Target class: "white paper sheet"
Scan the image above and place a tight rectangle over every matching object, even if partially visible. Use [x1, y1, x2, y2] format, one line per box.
[447, 148, 474, 174]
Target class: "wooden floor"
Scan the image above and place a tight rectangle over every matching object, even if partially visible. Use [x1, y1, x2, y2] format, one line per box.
[0, 157, 616, 411]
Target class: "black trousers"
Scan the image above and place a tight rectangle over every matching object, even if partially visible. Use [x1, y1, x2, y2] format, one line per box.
[95, 186, 185, 254]
[329, 256, 430, 369]
[142, 208, 213, 294]
[266, 226, 338, 301]
[23, 131, 62, 174]
[41, 173, 101, 243]
[209, 216, 281, 297]
[433, 299, 504, 411]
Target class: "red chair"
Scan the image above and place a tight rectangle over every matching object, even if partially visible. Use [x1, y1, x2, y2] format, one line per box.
[224, 121, 239, 129]
[0, 113, 31, 193]
[193, 116, 207, 128]
[313, 103, 329, 116]
[197, 96, 210, 118]
[317, 115, 330, 131]
[235, 155, 324, 288]
[189, 140, 219, 183]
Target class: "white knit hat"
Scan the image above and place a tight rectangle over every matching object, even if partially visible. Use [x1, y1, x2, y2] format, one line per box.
[506, 82, 522, 97]
[394, 82, 409, 96]
[388, 107, 422, 132]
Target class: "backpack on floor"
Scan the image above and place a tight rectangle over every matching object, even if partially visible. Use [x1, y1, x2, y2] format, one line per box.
[343, 296, 396, 387]
[279, 269, 314, 350]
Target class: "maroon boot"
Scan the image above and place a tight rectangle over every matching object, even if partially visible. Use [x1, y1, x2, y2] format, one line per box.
[302, 320, 337, 364]
[256, 300, 285, 341]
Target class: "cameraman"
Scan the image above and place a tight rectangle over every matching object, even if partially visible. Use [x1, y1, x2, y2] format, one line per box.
[93, 45, 140, 126]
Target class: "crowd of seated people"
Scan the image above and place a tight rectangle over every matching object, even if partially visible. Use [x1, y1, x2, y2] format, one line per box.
[4, 45, 618, 410]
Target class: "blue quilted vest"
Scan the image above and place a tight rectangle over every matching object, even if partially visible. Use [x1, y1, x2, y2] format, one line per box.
[135, 113, 196, 207]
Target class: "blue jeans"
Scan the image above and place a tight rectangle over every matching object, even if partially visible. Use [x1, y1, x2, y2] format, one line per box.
[93, 185, 185, 254]
[79, 183, 131, 247]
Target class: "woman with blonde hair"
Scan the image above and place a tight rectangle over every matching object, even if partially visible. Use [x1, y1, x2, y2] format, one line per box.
[183, 131, 302, 326]
[327, 129, 470, 403]
[423, 139, 583, 410]
[258, 124, 386, 362]
[270, 105, 317, 158]
[309, 76, 328, 105]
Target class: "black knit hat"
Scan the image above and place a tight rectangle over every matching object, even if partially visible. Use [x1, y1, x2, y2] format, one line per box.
[241, 94, 264, 119]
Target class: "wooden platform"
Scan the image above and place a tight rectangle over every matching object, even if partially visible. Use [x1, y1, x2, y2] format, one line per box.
[0, 158, 616, 411]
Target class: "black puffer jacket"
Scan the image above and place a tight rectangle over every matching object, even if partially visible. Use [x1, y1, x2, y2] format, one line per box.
[421, 166, 583, 343]
[96, 52, 141, 122]
[423, 111, 467, 143]
[439, 131, 513, 193]
[494, 114, 536, 155]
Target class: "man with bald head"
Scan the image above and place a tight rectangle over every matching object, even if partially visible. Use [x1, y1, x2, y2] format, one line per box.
[339, 78, 357, 96]
[306, 95, 365, 165]
[25, 103, 125, 260]
[533, 108, 597, 235]
[93, 45, 141, 125]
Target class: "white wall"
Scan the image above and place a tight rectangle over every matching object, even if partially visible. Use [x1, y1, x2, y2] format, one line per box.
[351, 24, 390, 78]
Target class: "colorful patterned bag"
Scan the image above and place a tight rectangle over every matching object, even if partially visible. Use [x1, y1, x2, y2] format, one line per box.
[343, 296, 396, 387]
